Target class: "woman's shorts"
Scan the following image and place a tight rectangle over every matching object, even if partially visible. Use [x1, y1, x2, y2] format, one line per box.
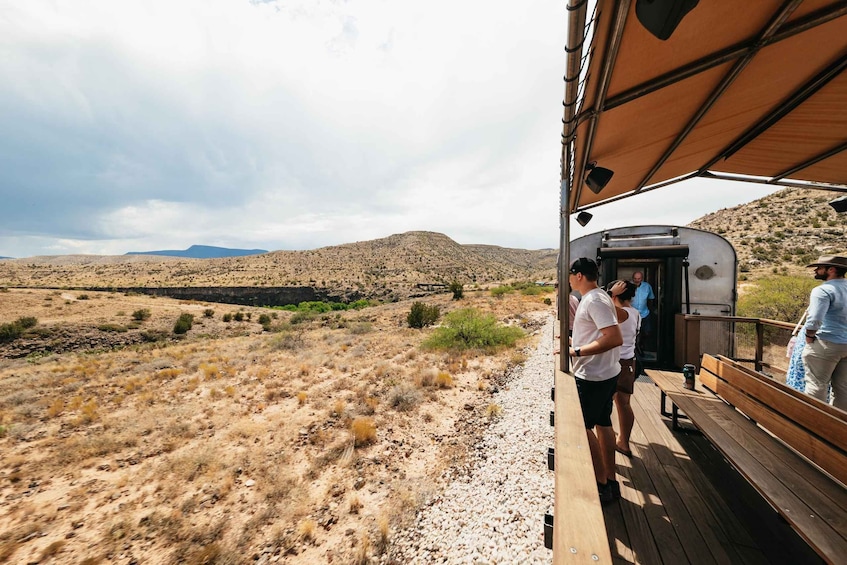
[617, 358, 637, 394]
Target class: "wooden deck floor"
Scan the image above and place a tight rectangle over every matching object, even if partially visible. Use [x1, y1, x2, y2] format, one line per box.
[604, 376, 824, 565]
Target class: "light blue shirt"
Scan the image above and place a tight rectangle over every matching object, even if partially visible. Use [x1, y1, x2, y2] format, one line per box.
[632, 281, 654, 318]
[805, 278, 847, 344]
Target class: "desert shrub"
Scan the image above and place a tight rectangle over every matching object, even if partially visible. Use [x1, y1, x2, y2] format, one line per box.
[737, 276, 819, 323]
[233, 312, 244, 322]
[140, 330, 169, 342]
[423, 308, 524, 351]
[222, 313, 233, 322]
[520, 285, 546, 296]
[269, 329, 303, 350]
[0, 323, 23, 342]
[132, 308, 151, 321]
[348, 321, 373, 335]
[290, 310, 318, 325]
[0, 316, 38, 342]
[173, 313, 194, 335]
[388, 383, 421, 411]
[77, 294, 90, 300]
[434, 372, 454, 388]
[16, 316, 37, 329]
[449, 281, 464, 300]
[351, 417, 377, 446]
[543, 297, 552, 305]
[407, 302, 440, 328]
[203, 309, 215, 318]
[490, 285, 513, 297]
[98, 323, 128, 333]
[258, 313, 272, 329]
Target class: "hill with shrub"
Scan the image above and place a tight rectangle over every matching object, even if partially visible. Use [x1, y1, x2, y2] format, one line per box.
[688, 188, 846, 278]
[0, 232, 557, 302]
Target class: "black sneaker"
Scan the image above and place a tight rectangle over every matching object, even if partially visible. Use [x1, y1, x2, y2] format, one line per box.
[608, 479, 621, 500]
[598, 482, 614, 505]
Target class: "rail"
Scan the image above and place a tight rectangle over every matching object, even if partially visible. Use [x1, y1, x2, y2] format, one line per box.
[674, 314, 796, 377]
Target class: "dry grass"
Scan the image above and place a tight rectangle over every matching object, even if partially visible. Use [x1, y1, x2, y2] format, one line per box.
[0, 287, 551, 564]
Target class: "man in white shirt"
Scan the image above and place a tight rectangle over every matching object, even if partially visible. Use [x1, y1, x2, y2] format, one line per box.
[567, 258, 623, 504]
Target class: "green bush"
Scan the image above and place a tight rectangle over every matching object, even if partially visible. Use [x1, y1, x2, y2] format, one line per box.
[520, 285, 546, 296]
[132, 308, 151, 321]
[258, 313, 271, 326]
[16, 316, 38, 329]
[423, 308, 524, 351]
[737, 276, 820, 323]
[407, 302, 440, 328]
[173, 313, 194, 335]
[449, 281, 464, 300]
[203, 309, 215, 318]
[0, 322, 23, 342]
[233, 312, 244, 322]
[98, 323, 128, 333]
[490, 285, 513, 298]
[0, 316, 39, 342]
[222, 313, 233, 322]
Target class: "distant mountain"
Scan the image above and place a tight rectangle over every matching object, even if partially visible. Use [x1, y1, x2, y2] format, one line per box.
[0, 231, 557, 300]
[0, 256, 13, 260]
[125, 245, 268, 259]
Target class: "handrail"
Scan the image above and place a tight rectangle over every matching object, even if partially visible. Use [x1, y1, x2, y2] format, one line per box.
[552, 354, 613, 563]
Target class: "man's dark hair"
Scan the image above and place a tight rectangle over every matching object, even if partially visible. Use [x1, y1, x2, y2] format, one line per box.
[569, 257, 599, 281]
[835, 267, 847, 278]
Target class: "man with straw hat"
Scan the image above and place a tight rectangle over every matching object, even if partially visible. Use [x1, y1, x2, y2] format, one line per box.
[802, 255, 847, 410]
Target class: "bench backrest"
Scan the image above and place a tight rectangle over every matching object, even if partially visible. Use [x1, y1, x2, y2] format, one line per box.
[699, 354, 847, 487]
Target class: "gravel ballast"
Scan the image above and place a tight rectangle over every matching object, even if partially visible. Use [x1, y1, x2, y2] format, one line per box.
[389, 316, 555, 564]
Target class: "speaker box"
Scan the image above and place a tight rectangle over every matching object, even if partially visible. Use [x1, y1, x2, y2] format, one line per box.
[636, 0, 699, 41]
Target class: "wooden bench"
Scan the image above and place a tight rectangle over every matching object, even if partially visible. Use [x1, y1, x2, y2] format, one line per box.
[647, 354, 847, 564]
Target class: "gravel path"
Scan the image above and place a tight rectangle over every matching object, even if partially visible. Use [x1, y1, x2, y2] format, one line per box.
[389, 316, 555, 564]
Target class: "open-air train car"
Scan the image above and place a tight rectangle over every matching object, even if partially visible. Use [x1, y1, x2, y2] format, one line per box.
[569, 225, 736, 371]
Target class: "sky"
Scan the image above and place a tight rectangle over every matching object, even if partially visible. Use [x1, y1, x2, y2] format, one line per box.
[0, 0, 780, 259]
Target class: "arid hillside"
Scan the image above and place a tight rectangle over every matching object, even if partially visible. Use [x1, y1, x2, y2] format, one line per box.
[688, 188, 847, 278]
[0, 232, 557, 302]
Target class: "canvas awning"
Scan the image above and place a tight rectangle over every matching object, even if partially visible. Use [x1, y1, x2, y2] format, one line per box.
[562, 0, 847, 214]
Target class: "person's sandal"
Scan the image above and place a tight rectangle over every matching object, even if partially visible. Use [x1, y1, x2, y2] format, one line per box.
[615, 445, 633, 458]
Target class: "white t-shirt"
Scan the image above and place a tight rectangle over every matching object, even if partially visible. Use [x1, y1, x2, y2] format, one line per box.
[619, 306, 641, 360]
[572, 288, 620, 381]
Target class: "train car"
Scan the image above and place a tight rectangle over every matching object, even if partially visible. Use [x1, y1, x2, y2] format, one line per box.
[569, 225, 736, 370]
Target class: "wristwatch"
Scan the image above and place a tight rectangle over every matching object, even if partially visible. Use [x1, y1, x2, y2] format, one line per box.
[574, 346, 582, 357]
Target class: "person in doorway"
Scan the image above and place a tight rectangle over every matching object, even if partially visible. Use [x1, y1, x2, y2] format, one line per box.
[607, 280, 641, 458]
[568, 258, 623, 504]
[802, 255, 847, 409]
[631, 271, 655, 356]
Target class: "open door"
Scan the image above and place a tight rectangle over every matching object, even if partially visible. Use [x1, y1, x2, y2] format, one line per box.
[599, 248, 687, 371]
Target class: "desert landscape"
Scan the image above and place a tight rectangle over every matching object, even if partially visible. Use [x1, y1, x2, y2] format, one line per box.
[0, 282, 555, 564]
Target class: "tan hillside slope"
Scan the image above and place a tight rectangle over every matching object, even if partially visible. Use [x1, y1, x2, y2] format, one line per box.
[688, 188, 847, 278]
[0, 232, 557, 300]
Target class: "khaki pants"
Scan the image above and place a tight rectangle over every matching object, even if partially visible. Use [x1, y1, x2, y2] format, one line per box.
[802, 338, 847, 410]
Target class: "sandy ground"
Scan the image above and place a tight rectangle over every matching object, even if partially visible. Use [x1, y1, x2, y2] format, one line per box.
[0, 286, 555, 563]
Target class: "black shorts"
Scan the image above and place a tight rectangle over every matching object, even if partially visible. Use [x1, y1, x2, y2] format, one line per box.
[575, 376, 619, 429]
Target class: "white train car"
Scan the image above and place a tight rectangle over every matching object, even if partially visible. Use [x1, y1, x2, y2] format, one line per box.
[569, 225, 737, 370]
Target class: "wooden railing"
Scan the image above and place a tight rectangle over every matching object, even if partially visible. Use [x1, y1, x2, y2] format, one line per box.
[675, 314, 795, 376]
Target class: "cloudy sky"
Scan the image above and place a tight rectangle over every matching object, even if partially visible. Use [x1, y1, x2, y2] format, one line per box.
[0, 0, 778, 258]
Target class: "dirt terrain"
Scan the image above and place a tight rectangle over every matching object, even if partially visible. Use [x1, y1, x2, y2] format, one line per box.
[0, 286, 554, 564]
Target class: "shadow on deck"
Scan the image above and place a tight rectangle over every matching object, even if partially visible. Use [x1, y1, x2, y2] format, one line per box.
[604, 376, 823, 565]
